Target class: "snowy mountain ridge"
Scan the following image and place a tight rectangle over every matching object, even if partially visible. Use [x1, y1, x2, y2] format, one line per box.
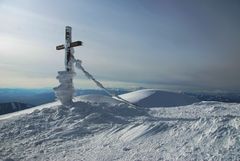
[0, 89, 239, 161]
[119, 89, 199, 107]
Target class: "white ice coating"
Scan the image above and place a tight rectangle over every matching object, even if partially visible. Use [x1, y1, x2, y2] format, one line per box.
[53, 71, 76, 106]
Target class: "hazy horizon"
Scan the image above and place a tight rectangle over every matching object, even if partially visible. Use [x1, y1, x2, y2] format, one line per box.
[0, 0, 240, 92]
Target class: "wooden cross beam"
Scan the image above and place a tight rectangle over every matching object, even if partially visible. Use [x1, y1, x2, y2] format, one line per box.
[56, 41, 82, 50]
[56, 26, 82, 71]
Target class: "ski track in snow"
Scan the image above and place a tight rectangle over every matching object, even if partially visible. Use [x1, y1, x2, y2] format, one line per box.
[0, 90, 239, 161]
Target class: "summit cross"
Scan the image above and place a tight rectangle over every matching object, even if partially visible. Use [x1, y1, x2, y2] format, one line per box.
[56, 26, 82, 71]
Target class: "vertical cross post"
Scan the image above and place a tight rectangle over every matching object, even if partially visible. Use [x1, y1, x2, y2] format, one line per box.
[65, 26, 73, 71]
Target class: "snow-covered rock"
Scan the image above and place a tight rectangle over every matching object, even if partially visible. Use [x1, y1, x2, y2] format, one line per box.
[0, 90, 239, 161]
[120, 89, 199, 107]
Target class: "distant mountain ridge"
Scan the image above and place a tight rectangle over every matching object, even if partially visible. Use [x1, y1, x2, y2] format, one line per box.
[0, 88, 240, 116]
[0, 88, 55, 105]
[0, 102, 32, 115]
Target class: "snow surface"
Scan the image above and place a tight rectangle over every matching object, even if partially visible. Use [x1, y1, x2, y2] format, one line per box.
[0, 90, 239, 161]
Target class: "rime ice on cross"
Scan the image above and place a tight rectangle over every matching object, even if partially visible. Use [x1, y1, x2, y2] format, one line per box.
[54, 26, 82, 106]
[56, 26, 82, 71]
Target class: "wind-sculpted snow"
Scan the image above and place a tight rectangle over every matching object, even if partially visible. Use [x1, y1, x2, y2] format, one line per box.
[0, 93, 239, 161]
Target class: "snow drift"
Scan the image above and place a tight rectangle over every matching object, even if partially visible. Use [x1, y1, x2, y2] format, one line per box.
[0, 89, 239, 161]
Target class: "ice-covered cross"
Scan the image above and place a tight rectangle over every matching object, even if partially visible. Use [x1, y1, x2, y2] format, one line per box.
[54, 26, 82, 106]
[56, 26, 82, 71]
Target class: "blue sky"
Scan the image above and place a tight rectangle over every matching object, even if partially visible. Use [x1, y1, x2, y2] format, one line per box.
[0, 0, 239, 91]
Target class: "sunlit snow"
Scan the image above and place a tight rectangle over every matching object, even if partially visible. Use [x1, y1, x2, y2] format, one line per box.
[0, 89, 239, 161]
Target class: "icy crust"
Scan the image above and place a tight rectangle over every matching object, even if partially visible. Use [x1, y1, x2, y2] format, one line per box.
[0, 96, 239, 161]
[120, 89, 199, 107]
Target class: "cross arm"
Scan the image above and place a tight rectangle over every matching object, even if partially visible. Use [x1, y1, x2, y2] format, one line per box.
[56, 41, 83, 50]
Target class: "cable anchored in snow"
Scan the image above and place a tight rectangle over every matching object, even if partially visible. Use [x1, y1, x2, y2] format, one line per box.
[74, 59, 139, 108]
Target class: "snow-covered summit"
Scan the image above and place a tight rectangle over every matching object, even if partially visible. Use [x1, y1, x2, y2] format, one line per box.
[0, 90, 239, 161]
[120, 89, 199, 107]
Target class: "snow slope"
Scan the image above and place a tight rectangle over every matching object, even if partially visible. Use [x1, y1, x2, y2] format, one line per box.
[120, 89, 199, 107]
[0, 90, 239, 161]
